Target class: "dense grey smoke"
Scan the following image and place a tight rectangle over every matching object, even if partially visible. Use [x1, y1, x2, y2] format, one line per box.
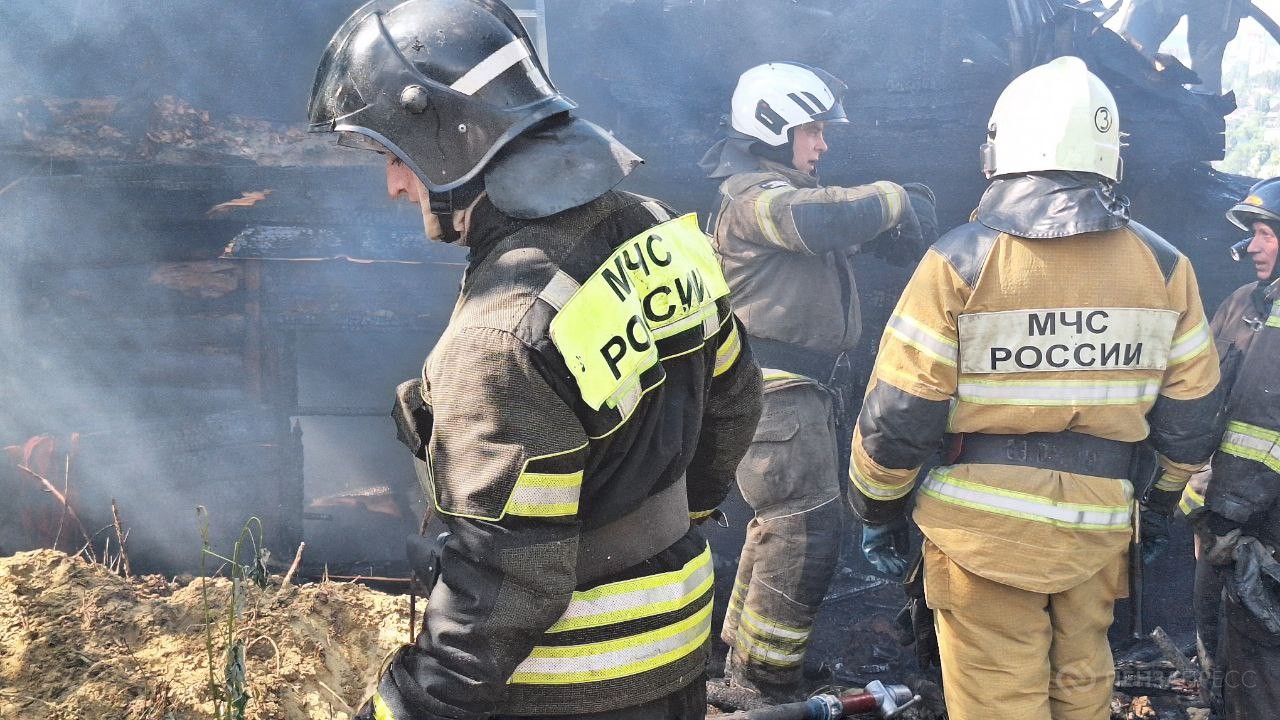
[0, 0, 1261, 647]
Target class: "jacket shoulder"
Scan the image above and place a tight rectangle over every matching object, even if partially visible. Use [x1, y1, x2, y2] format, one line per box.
[1124, 221, 1181, 284]
[720, 169, 793, 195]
[931, 221, 1001, 287]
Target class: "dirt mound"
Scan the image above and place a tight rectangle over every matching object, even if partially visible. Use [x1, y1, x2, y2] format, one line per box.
[0, 550, 408, 719]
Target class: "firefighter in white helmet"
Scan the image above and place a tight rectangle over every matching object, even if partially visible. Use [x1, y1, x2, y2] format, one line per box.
[848, 56, 1221, 719]
[700, 61, 937, 700]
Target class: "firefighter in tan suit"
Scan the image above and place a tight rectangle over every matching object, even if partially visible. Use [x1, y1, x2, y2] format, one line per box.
[700, 62, 936, 699]
[848, 56, 1222, 720]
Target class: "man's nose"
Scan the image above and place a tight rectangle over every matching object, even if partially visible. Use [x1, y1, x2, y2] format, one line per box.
[1248, 231, 1267, 255]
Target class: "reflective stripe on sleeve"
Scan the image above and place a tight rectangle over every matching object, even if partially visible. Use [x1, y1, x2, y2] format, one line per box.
[714, 321, 743, 377]
[1179, 483, 1205, 516]
[372, 694, 395, 720]
[509, 600, 712, 684]
[849, 460, 915, 501]
[886, 313, 958, 367]
[1219, 420, 1280, 473]
[546, 547, 714, 632]
[956, 378, 1160, 406]
[1153, 471, 1188, 492]
[505, 445, 586, 518]
[920, 470, 1132, 531]
[754, 187, 800, 251]
[1168, 320, 1212, 366]
[1267, 303, 1280, 328]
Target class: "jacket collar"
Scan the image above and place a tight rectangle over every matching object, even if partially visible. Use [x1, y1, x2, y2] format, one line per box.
[699, 135, 819, 188]
[976, 171, 1130, 239]
[757, 158, 819, 188]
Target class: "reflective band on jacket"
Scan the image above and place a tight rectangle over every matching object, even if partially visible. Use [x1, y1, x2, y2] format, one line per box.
[957, 378, 1160, 406]
[957, 307, 1178, 374]
[1180, 484, 1205, 516]
[503, 444, 587, 519]
[1267, 302, 1280, 328]
[754, 187, 792, 250]
[550, 213, 731, 411]
[714, 321, 743, 377]
[886, 313, 958, 367]
[1219, 420, 1280, 474]
[921, 470, 1132, 531]
[372, 694, 394, 720]
[545, 547, 713, 632]
[510, 602, 712, 685]
[1154, 471, 1187, 492]
[505, 471, 582, 517]
[850, 461, 914, 501]
[1168, 320, 1212, 366]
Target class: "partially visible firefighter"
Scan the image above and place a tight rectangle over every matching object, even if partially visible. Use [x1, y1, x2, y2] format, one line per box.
[1117, 0, 1248, 95]
[1180, 177, 1280, 720]
[307, 2, 763, 719]
[847, 56, 1221, 720]
[699, 62, 937, 700]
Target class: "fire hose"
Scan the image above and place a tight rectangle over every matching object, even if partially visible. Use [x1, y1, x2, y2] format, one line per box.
[714, 681, 921, 720]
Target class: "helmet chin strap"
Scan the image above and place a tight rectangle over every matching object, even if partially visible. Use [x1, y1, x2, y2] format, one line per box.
[428, 190, 461, 244]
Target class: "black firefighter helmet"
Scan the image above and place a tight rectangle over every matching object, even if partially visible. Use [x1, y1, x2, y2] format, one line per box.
[308, 0, 641, 221]
[1227, 177, 1280, 232]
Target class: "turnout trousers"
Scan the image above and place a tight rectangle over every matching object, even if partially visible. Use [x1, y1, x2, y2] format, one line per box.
[722, 380, 844, 688]
[924, 540, 1127, 720]
[1219, 589, 1280, 719]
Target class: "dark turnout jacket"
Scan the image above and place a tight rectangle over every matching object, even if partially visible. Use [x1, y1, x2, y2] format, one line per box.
[369, 190, 763, 720]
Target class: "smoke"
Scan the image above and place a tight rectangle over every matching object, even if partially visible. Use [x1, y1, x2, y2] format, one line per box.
[0, 1, 1257, 645]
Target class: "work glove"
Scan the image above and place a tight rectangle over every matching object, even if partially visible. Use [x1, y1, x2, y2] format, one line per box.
[862, 516, 910, 576]
[902, 182, 938, 247]
[865, 182, 936, 267]
[1139, 502, 1171, 564]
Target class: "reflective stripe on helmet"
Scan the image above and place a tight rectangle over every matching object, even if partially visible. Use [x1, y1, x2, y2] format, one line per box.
[920, 470, 1132, 531]
[450, 38, 534, 96]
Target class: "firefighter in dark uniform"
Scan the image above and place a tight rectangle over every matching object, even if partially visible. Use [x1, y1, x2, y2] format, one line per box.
[699, 62, 936, 699]
[307, 2, 763, 718]
[1181, 177, 1280, 720]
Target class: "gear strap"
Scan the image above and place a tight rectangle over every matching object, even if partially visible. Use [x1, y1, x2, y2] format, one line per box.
[576, 475, 690, 583]
[954, 431, 1135, 479]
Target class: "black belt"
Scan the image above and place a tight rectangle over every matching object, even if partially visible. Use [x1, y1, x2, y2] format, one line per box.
[955, 431, 1135, 479]
[748, 336, 842, 384]
[576, 475, 690, 583]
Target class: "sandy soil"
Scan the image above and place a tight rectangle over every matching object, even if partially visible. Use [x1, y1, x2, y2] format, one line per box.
[0, 549, 408, 720]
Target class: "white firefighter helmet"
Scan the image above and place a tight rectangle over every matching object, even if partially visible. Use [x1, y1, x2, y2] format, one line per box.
[980, 55, 1122, 181]
[730, 62, 848, 147]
